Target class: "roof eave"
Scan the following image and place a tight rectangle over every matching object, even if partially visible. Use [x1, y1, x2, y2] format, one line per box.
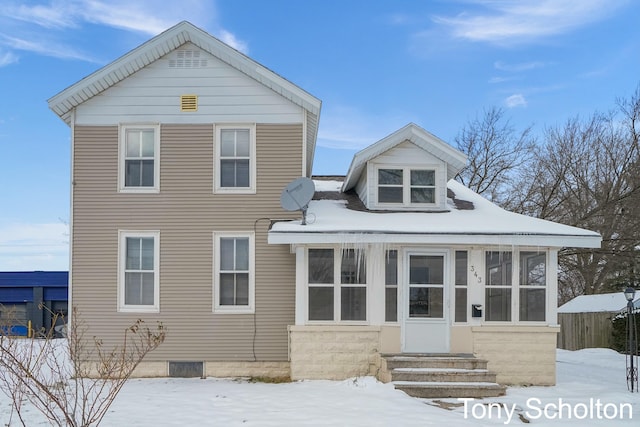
[268, 230, 602, 248]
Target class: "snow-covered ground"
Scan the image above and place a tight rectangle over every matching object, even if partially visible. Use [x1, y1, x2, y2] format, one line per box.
[1, 348, 638, 426]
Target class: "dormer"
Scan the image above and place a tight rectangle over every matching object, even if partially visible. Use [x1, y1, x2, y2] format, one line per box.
[341, 123, 467, 211]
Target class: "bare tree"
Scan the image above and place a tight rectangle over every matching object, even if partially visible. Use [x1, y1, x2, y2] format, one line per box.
[0, 307, 165, 427]
[454, 107, 536, 204]
[508, 87, 640, 302]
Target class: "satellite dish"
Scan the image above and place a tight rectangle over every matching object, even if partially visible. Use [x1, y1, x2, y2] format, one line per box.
[280, 177, 315, 225]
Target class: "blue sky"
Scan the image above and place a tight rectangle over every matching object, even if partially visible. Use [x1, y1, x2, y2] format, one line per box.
[0, 0, 639, 271]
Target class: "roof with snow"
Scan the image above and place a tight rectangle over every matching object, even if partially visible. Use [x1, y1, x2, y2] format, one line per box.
[268, 179, 602, 247]
[558, 292, 640, 313]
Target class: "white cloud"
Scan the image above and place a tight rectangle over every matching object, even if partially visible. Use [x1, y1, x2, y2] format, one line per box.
[504, 94, 527, 108]
[432, 0, 625, 45]
[0, 222, 68, 271]
[0, 33, 101, 62]
[0, 50, 18, 67]
[494, 60, 546, 72]
[0, 0, 248, 63]
[217, 29, 249, 54]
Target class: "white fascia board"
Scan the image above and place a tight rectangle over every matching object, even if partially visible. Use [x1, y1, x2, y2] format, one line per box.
[268, 231, 602, 248]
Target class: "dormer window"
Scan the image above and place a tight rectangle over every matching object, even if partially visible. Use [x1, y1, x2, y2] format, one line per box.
[377, 167, 436, 206]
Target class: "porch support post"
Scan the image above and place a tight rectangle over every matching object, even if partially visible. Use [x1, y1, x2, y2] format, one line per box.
[294, 245, 306, 325]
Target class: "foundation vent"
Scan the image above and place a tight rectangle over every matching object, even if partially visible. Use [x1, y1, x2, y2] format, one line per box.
[181, 94, 198, 112]
[169, 50, 208, 68]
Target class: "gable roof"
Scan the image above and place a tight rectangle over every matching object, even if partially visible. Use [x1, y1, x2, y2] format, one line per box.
[48, 21, 322, 175]
[558, 292, 640, 313]
[341, 123, 467, 192]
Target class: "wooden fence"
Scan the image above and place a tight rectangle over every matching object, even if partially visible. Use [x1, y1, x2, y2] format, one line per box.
[557, 312, 615, 350]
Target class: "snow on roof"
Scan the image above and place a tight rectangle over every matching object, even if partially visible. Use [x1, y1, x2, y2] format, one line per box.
[268, 179, 602, 247]
[558, 292, 639, 313]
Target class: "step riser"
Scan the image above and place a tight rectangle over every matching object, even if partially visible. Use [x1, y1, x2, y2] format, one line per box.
[382, 355, 504, 398]
[391, 372, 497, 383]
[396, 386, 506, 399]
[386, 360, 487, 370]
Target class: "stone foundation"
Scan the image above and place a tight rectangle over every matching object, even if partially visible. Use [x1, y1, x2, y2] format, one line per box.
[472, 325, 559, 385]
[288, 325, 381, 380]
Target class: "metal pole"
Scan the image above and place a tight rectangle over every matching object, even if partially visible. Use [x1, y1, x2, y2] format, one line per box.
[630, 299, 635, 392]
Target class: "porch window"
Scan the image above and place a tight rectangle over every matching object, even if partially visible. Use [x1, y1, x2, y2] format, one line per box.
[385, 250, 398, 322]
[519, 251, 546, 321]
[307, 248, 367, 322]
[308, 249, 334, 321]
[340, 249, 366, 321]
[454, 251, 468, 322]
[485, 251, 512, 321]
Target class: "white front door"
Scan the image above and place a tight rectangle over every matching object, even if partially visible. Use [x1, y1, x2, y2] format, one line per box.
[402, 251, 450, 353]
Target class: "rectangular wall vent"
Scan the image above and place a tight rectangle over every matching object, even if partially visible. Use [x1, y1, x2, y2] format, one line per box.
[181, 95, 198, 112]
[169, 50, 208, 68]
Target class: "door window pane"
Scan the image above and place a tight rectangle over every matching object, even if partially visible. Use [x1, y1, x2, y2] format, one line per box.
[409, 255, 443, 284]
[409, 287, 443, 318]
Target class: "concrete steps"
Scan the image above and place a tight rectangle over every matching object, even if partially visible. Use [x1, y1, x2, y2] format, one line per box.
[381, 354, 506, 399]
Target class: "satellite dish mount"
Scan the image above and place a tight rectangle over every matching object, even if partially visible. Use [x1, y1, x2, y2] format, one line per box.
[280, 177, 315, 225]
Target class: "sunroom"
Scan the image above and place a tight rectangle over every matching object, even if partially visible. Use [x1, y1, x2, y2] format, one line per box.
[268, 124, 601, 385]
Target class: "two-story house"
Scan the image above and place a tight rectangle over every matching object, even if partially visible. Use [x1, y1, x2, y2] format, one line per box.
[49, 21, 601, 391]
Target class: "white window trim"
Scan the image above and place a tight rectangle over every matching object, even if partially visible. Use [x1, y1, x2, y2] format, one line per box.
[214, 124, 257, 194]
[306, 246, 369, 324]
[373, 164, 441, 209]
[118, 230, 160, 313]
[118, 124, 161, 193]
[213, 231, 255, 314]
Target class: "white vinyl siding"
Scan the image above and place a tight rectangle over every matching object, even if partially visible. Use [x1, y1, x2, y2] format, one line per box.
[74, 44, 304, 126]
[213, 232, 255, 313]
[118, 231, 160, 313]
[119, 124, 160, 193]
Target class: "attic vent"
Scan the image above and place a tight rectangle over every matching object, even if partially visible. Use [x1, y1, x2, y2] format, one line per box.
[168, 50, 208, 68]
[181, 95, 198, 112]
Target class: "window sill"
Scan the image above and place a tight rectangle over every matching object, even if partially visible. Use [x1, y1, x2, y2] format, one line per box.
[213, 188, 257, 195]
[213, 306, 255, 314]
[118, 305, 160, 313]
[119, 187, 160, 194]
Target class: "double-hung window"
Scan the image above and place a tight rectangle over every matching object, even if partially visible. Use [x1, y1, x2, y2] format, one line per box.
[215, 125, 256, 193]
[214, 232, 255, 313]
[376, 167, 437, 207]
[307, 248, 367, 322]
[119, 125, 160, 192]
[118, 231, 160, 312]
